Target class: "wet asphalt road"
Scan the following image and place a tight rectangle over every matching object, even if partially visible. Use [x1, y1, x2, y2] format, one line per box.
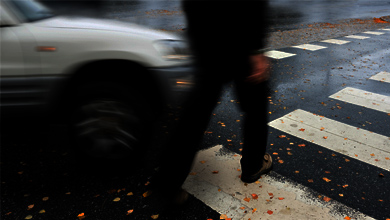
[2, 1, 390, 220]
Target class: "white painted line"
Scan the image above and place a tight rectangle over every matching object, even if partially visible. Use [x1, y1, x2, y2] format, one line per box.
[381, 28, 390, 31]
[370, 71, 390, 83]
[345, 35, 370, 39]
[363, 31, 385, 35]
[264, 50, 296, 59]
[330, 87, 390, 113]
[321, 39, 350, 45]
[268, 109, 390, 171]
[291, 44, 327, 51]
[184, 145, 376, 220]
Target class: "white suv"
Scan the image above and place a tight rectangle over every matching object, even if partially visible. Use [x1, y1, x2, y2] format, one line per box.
[0, 0, 193, 160]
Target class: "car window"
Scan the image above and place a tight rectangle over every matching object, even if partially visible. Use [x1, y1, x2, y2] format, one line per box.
[6, 0, 54, 22]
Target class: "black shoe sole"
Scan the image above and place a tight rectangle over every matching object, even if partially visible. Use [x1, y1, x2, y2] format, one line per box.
[240, 163, 273, 183]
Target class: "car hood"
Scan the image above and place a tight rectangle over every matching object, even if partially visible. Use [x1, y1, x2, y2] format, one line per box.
[33, 16, 178, 40]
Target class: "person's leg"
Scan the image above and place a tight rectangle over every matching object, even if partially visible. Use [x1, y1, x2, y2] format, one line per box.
[153, 72, 225, 198]
[235, 78, 271, 181]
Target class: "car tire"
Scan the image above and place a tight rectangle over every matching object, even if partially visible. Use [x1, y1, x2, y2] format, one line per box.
[69, 81, 153, 165]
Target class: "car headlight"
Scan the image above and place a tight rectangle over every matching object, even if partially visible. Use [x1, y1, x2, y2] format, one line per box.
[153, 40, 192, 61]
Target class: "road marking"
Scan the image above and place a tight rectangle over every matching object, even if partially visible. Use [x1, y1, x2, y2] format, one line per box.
[184, 145, 376, 220]
[321, 39, 350, 45]
[363, 31, 385, 35]
[268, 109, 390, 171]
[370, 71, 390, 83]
[329, 87, 390, 113]
[264, 50, 296, 59]
[291, 44, 327, 51]
[381, 28, 390, 31]
[345, 35, 370, 39]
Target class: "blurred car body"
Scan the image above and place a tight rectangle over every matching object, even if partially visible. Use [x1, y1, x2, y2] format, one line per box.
[0, 0, 193, 160]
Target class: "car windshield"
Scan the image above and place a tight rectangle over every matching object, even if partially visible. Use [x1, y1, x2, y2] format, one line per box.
[7, 0, 55, 22]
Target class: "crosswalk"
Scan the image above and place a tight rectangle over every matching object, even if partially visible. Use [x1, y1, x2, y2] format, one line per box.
[184, 28, 390, 220]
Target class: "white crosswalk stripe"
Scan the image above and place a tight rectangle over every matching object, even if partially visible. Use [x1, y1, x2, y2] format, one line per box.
[321, 39, 350, 45]
[345, 35, 370, 39]
[291, 44, 327, 51]
[264, 50, 296, 59]
[268, 109, 390, 171]
[370, 71, 390, 83]
[329, 87, 390, 113]
[183, 145, 376, 220]
[363, 31, 385, 35]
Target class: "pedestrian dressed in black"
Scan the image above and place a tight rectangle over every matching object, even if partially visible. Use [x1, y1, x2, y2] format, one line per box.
[153, 0, 273, 206]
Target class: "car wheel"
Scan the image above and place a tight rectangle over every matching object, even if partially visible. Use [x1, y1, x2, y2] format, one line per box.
[70, 82, 153, 162]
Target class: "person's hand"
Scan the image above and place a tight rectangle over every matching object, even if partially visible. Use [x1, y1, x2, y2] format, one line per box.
[246, 54, 270, 84]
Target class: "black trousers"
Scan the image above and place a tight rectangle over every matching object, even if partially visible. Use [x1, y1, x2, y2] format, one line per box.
[155, 53, 270, 194]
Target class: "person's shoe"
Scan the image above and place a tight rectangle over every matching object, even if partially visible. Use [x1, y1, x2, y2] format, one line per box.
[240, 153, 273, 183]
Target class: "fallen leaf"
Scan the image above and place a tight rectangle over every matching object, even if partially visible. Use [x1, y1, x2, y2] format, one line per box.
[370, 153, 375, 156]
[325, 171, 331, 174]
[278, 197, 285, 200]
[323, 136, 328, 139]
[220, 214, 228, 219]
[113, 197, 121, 202]
[39, 210, 45, 214]
[339, 194, 344, 197]
[65, 192, 71, 195]
[345, 159, 350, 162]
[298, 144, 306, 147]
[143, 191, 152, 198]
[78, 213, 85, 220]
[344, 217, 351, 220]
[323, 177, 331, 182]
[279, 135, 286, 138]
[243, 197, 251, 202]
[323, 197, 331, 202]
[343, 185, 349, 188]
[251, 194, 259, 199]
[127, 192, 134, 196]
[127, 210, 134, 215]
[27, 204, 34, 210]
[212, 171, 219, 174]
[240, 207, 246, 210]
[25, 215, 33, 220]
[320, 127, 325, 131]
[299, 128, 305, 131]
[308, 179, 314, 183]
[200, 160, 206, 164]
[42, 197, 49, 201]
[267, 210, 274, 215]
[278, 160, 284, 164]
[273, 152, 279, 155]
[151, 214, 159, 219]
[252, 208, 257, 213]
[295, 171, 300, 173]
[379, 173, 385, 178]
[189, 172, 197, 175]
